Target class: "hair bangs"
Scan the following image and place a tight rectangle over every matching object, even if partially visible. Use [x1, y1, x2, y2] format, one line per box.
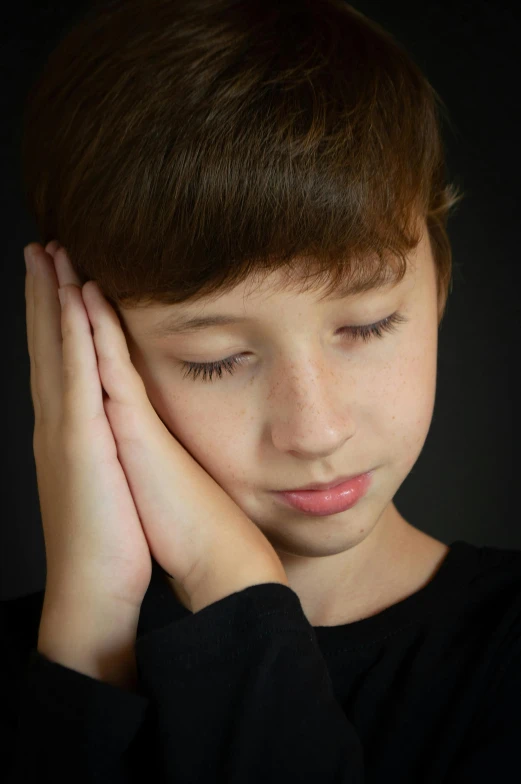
[21, 0, 465, 323]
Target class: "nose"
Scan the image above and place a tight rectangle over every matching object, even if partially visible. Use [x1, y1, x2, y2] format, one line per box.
[267, 358, 355, 458]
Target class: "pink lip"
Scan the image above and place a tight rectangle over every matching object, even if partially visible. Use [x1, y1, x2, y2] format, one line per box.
[273, 471, 374, 517]
[280, 473, 362, 492]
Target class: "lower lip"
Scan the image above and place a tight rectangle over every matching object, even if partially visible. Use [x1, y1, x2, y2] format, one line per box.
[273, 471, 374, 516]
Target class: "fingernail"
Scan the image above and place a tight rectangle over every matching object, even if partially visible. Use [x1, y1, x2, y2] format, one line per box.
[24, 245, 37, 275]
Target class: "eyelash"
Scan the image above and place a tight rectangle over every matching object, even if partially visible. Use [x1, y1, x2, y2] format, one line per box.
[179, 310, 409, 383]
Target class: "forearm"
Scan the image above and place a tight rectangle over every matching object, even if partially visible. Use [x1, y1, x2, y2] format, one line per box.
[37, 593, 141, 693]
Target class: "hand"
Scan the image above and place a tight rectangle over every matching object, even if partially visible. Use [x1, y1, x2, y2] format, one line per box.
[54, 243, 288, 609]
[24, 242, 152, 614]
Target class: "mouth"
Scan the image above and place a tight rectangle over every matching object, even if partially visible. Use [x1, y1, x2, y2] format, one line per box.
[276, 472, 368, 492]
[272, 471, 375, 517]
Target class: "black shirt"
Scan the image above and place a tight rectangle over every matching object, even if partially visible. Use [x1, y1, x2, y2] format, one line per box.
[2, 539, 521, 783]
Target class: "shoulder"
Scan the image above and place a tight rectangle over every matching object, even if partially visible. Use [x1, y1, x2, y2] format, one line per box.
[469, 542, 521, 602]
[464, 542, 521, 660]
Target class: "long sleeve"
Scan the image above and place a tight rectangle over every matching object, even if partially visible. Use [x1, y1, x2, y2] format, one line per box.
[135, 578, 521, 784]
[442, 611, 521, 783]
[4, 645, 150, 783]
[4, 542, 520, 783]
[135, 582, 365, 783]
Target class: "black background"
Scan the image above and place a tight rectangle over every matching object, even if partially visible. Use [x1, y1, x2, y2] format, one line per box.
[2, 1, 519, 600]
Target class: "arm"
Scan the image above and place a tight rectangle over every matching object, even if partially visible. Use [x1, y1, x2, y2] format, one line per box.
[37, 593, 142, 693]
[188, 556, 289, 615]
[5, 592, 150, 783]
[135, 581, 365, 783]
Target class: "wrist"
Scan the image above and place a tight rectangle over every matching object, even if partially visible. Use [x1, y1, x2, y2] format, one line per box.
[38, 593, 141, 692]
[189, 558, 289, 614]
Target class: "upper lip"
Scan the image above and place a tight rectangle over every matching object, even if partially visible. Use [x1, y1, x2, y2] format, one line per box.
[277, 472, 367, 492]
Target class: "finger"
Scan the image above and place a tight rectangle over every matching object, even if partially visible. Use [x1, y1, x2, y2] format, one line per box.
[45, 240, 60, 257]
[48, 246, 122, 420]
[59, 282, 107, 429]
[27, 244, 64, 427]
[25, 251, 39, 423]
[81, 281, 147, 411]
[52, 245, 84, 290]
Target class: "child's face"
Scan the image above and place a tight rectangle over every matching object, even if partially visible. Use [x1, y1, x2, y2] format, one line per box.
[117, 221, 439, 577]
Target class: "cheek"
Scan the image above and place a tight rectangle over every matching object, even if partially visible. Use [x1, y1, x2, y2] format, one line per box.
[383, 336, 438, 471]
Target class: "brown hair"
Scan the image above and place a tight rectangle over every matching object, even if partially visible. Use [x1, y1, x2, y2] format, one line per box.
[21, 0, 465, 324]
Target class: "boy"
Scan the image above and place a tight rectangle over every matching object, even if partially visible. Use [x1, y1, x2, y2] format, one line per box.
[5, 1, 520, 782]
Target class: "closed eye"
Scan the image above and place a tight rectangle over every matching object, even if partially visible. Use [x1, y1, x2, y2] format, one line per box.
[178, 310, 409, 383]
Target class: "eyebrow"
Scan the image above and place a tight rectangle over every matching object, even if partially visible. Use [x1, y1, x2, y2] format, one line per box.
[146, 272, 403, 338]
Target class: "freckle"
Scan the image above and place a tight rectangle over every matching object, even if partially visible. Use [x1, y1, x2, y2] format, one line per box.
[359, 529, 364, 533]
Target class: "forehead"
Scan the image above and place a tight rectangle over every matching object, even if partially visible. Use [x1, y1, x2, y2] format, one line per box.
[124, 226, 431, 338]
